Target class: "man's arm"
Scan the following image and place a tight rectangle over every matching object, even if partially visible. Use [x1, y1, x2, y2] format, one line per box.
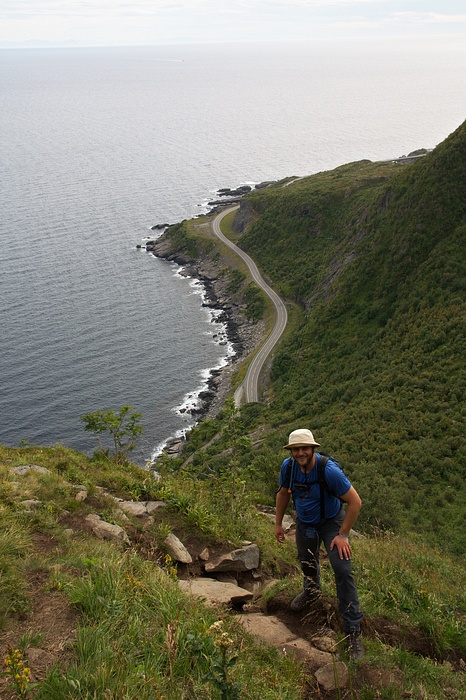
[330, 486, 362, 559]
[338, 486, 362, 535]
[275, 487, 291, 542]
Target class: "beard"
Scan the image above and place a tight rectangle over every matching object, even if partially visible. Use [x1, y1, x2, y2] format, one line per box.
[296, 451, 314, 471]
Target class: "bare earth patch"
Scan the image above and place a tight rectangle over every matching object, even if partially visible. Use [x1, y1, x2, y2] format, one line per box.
[0, 534, 80, 699]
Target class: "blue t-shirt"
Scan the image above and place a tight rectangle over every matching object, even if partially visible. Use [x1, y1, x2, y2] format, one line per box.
[279, 453, 351, 524]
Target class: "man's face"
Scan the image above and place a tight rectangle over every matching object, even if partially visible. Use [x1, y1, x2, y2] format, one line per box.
[290, 445, 314, 469]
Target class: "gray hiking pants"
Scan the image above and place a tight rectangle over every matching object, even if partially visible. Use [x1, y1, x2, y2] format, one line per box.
[295, 508, 363, 634]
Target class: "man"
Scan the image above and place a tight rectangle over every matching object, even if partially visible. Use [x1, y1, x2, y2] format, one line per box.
[274, 428, 364, 660]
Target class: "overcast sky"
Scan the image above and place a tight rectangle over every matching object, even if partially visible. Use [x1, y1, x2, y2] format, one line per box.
[0, 0, 465, 48]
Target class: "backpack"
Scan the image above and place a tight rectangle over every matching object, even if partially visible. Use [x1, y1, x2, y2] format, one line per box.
[283, 453, 344, 522]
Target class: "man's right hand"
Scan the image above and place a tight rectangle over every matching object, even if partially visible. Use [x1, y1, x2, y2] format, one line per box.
[275, 524, 285, 542]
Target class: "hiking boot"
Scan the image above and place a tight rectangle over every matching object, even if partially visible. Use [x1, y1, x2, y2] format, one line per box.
[347, 632, 364, 661]
[290, 588, 319, 612]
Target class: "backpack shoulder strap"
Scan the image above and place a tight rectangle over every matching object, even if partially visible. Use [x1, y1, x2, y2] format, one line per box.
[317, 454, 330, 521]
[284, 456, 294, 493]
[317, 454, 330, 482]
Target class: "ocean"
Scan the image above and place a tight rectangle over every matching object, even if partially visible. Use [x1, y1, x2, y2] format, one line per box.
[1, 39, 465, 465]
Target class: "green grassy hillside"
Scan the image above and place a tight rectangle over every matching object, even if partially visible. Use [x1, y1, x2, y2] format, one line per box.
[183, 122, 466, 555]
[1, 445, 465, 700]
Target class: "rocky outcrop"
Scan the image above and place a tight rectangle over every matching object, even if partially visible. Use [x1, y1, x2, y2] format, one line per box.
[231, 198, 256, 234]
[207, 197, 243, 208]
[217, 185, 252, 197]
[254, 180, 276, 190]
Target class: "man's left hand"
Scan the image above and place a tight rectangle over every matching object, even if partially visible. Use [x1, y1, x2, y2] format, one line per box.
[330, 535, 352, 560]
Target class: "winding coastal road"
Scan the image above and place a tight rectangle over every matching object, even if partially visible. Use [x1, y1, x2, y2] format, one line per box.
[212, 207, 288, 405]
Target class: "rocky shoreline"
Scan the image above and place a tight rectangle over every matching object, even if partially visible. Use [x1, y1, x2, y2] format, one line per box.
[146, 230, 266, 455]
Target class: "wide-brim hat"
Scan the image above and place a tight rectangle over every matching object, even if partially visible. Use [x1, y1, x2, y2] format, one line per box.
[284, 429, 320, 449]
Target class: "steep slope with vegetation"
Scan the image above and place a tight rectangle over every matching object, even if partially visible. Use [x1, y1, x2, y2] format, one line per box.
[182, 121, 465, 555]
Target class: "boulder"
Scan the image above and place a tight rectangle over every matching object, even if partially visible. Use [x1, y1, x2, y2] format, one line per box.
[199, 547, 210, 561]
[179, 578, 253, 606]
[315, 661, 349, 691]
[118, 501, 148, 517]
[296, 645, 333, 671]
[164, 533, 192, 563]
[205, 544, 260, 573]
[260, 511, 294, 531]
[94, 521, 129, 544]
[13, 464, 51, 476]
[85, 514, 129, 544]
[163, 438, 185, 455]
[21, 499, 41, 509]
[238, 613, 296, 646]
